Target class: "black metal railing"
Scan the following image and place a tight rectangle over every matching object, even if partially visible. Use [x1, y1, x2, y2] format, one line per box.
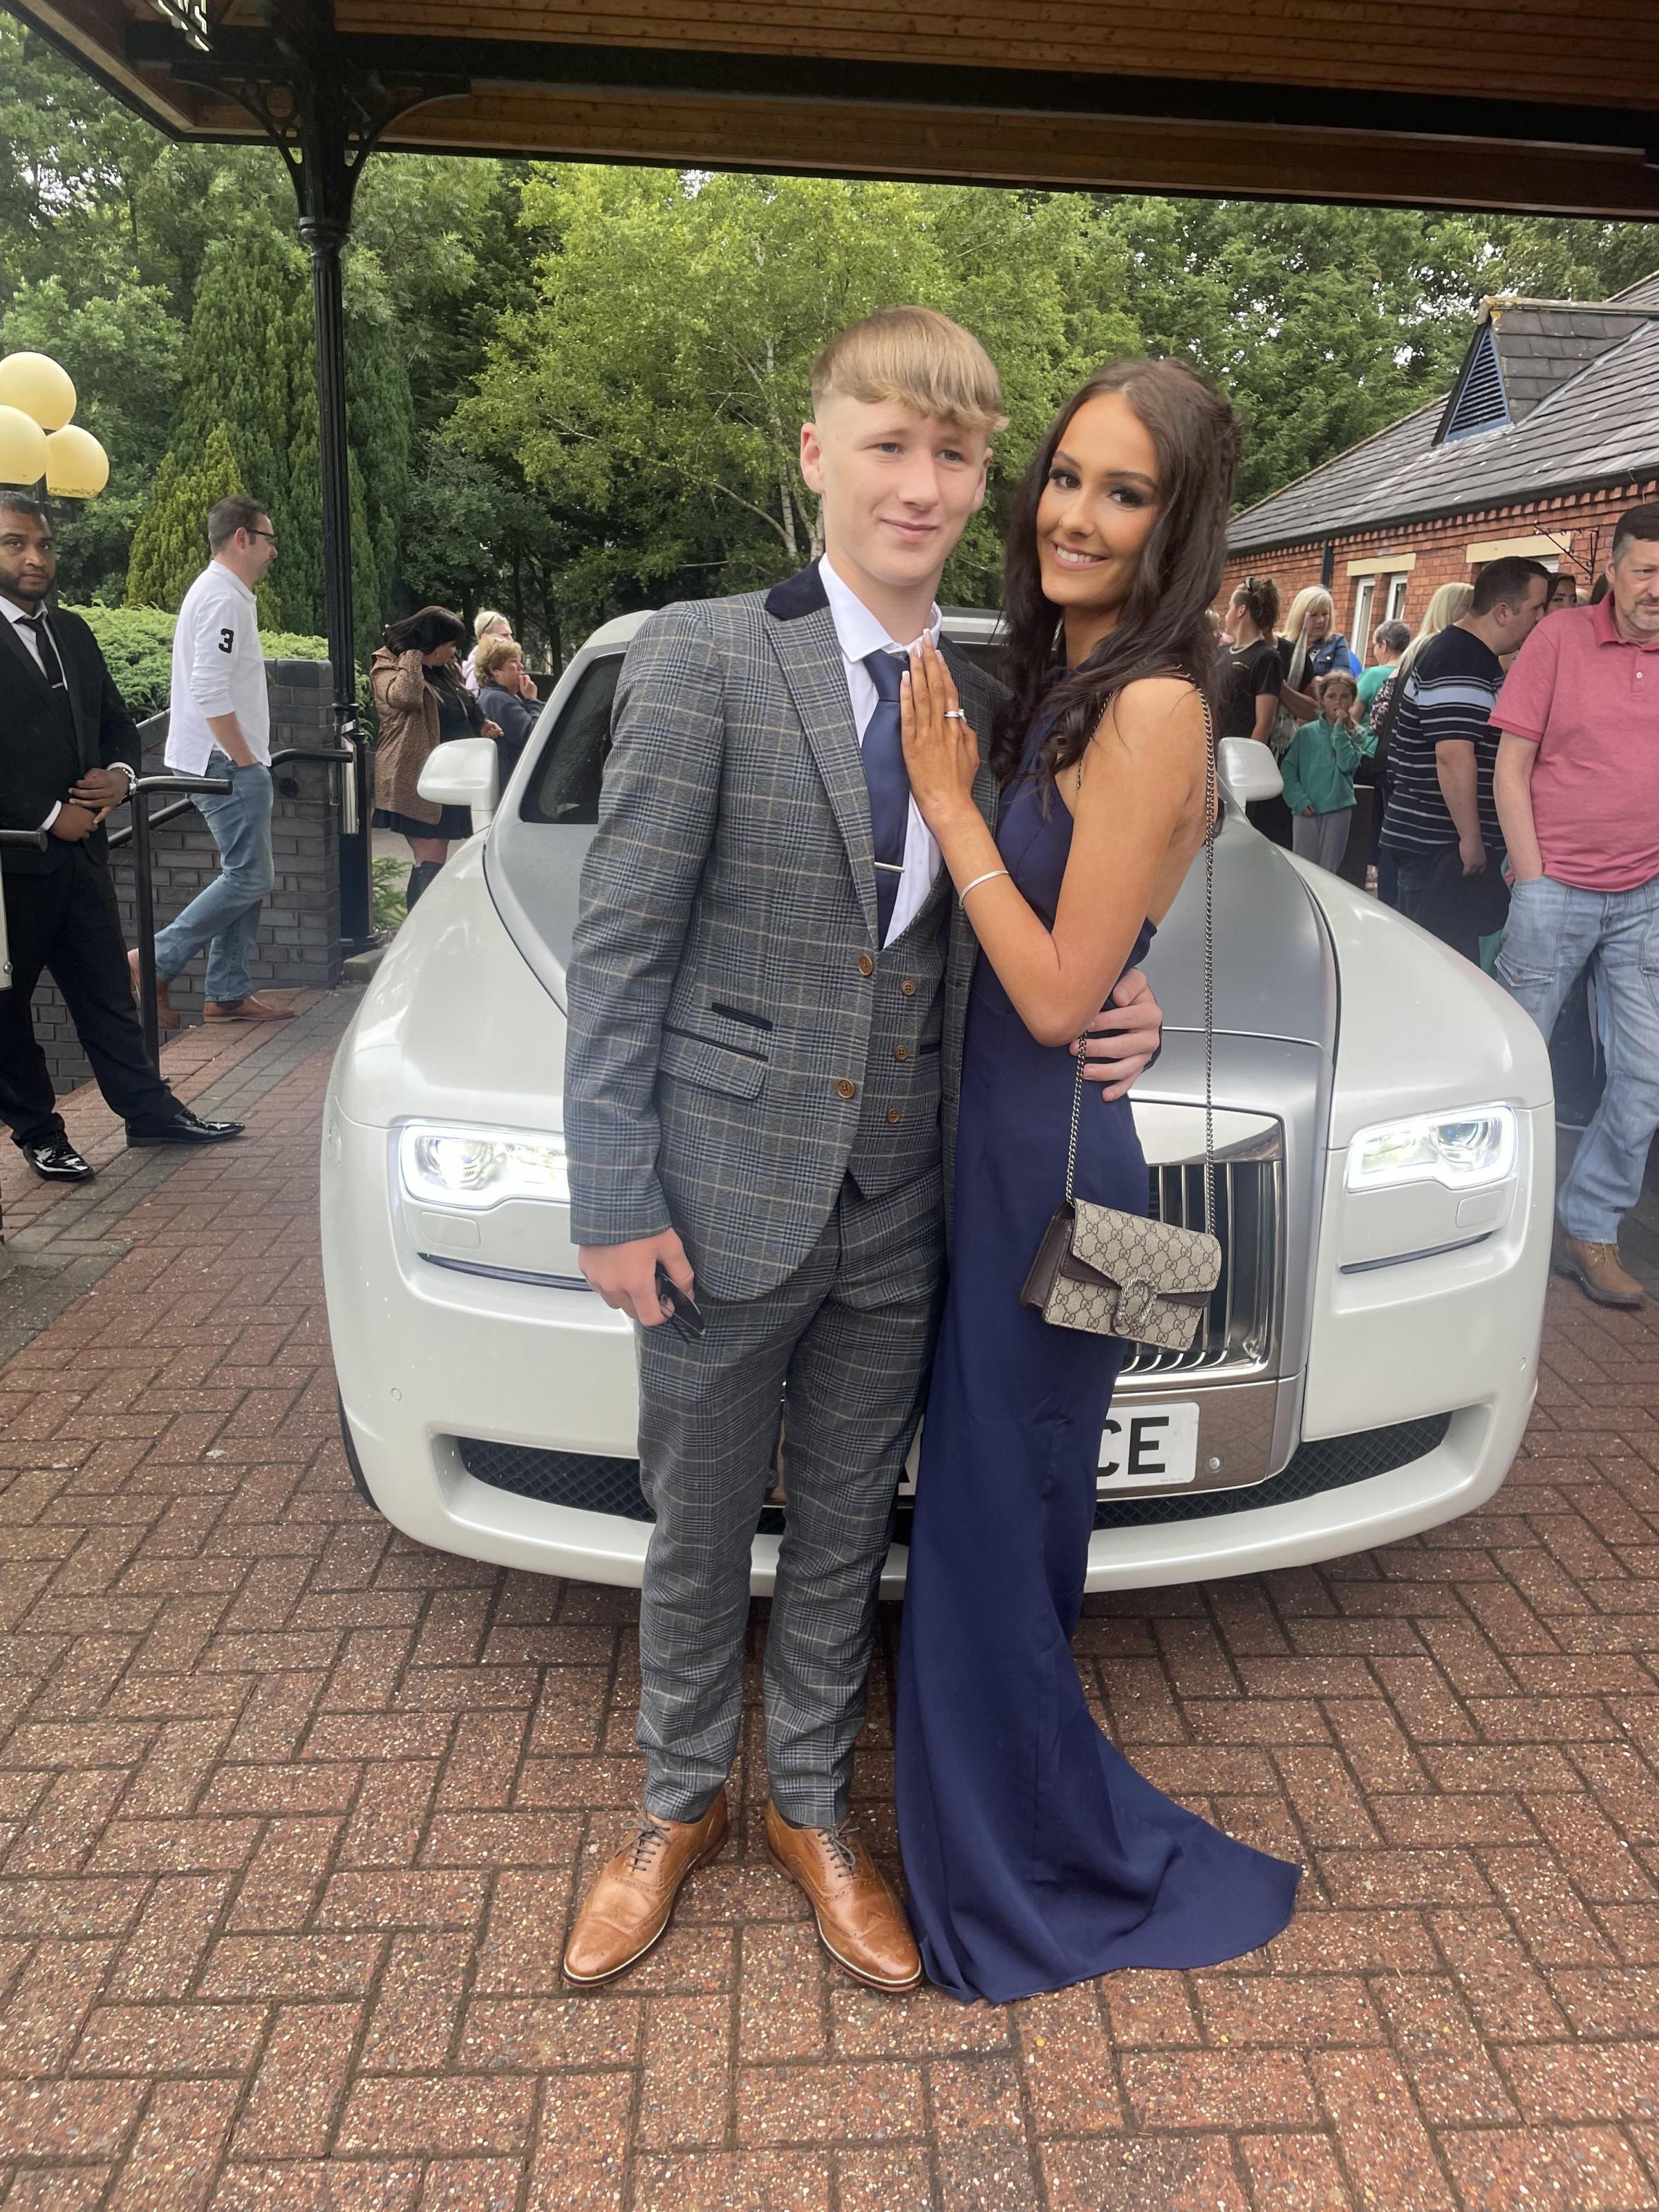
[109, 747, 354, 1069]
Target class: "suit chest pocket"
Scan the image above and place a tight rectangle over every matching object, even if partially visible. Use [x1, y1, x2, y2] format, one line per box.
[659, 1025, 768, 1100]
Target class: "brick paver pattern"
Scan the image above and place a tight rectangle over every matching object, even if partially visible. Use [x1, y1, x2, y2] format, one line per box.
[0, 1022, 1654, 2211]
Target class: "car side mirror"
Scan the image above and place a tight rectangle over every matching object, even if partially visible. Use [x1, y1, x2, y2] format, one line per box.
[417, 738, 499, 832]
[1217, 735, 1283, 812]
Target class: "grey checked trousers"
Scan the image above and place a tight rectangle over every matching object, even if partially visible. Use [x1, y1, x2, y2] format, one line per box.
[635, 1169, 945, 1828]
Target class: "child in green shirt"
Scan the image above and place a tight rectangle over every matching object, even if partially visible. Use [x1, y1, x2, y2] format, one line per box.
[1282, 673, 1376, 873]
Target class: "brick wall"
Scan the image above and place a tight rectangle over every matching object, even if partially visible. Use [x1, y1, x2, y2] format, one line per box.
[29, 659, 344, 1095]
[1219, 475, 1659, 661]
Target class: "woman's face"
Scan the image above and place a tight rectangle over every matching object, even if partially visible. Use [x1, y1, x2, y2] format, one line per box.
[496, 654, 524, 689]
[485, 619, 512, 645]
[1305, 601, 1330, 641]
[1034, 391, 1161, 641]
[424, 640, 459, 668]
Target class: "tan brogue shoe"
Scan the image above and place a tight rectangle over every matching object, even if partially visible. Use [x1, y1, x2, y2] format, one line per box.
[127, 948, 179, 1029]
[204, 994, 297, 1022]
[562, 1795, 727, 1986]
[1554, 1232, 1645, 1311]
[765, 1801, 921, 1991]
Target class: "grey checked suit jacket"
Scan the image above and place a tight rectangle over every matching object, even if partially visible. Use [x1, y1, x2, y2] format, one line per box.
[564, 562, 1001, 1303]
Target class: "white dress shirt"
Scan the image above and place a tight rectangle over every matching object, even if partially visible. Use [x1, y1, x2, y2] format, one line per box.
[818, 555, 944, 947]
[2, 593, 135, 830]
[165, 562, 270, 772]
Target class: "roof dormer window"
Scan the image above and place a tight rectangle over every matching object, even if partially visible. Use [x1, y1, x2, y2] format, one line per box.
[1438, 324, 1510, 443]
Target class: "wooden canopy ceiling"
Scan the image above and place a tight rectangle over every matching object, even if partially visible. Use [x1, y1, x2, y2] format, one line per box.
[14, 0, 1659, 219]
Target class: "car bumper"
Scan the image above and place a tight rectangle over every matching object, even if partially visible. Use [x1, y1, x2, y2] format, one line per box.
[323, 1093, 1541, 1597]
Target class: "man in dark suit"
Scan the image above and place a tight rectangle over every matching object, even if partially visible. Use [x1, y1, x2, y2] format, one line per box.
[0, 494, 243, 1180]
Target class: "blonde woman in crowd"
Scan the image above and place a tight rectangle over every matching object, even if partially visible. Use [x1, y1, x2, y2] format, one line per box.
[462, 608, 513, 695]
[1277, 584, 1360, 720]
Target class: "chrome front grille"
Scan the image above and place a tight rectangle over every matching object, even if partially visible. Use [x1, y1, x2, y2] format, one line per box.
[1118, 1137, 1284, 1384]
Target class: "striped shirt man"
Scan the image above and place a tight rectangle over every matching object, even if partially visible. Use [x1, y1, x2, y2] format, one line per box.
[1379, 626, 1506, 856]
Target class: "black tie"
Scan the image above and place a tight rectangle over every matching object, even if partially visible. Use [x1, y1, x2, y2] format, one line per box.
[861, 648, 910, 946]
[20, 614, 67, 693]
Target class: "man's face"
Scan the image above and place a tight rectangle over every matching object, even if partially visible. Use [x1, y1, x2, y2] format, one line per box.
[238, 517, 277, 584]
[1612, 537, 1659, 641]
[0, 507, 55, 608]
[1498, 577, 1550, 650]
[800, 393, 988, 605]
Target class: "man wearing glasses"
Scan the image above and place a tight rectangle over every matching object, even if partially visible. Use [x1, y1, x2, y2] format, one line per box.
[133, 494, 297, 1029]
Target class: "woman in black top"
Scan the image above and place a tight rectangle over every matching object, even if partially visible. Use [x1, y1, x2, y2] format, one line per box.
[1219, 576, 1283, 743]
[1221, 575, 1294, 847]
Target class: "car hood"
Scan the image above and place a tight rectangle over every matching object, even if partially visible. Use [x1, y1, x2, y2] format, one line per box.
[485, 809, 1337, 1050]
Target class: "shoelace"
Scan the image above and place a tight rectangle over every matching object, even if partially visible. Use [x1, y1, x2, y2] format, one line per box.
[806, 1822, 861, 1883]
[626, 1819, 673, 1876]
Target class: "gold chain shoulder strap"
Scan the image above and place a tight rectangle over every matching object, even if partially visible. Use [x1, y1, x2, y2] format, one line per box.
[1065, 693, 1218, 1228]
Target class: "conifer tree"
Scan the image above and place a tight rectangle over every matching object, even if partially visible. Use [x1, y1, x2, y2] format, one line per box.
[122, 421, 278, 622]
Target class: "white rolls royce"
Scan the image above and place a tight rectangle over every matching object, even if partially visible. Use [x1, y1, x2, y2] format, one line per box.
[321, 610, 1553, 1595]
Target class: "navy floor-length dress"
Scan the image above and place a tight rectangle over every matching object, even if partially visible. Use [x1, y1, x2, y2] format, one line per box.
[896, 732, 1302, 2005]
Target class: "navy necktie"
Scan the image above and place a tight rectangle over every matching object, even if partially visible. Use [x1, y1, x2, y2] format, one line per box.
[861, 648, 910, 946]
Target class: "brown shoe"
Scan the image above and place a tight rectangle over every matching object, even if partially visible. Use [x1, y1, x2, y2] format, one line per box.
[204, 995, 297, 1022]
[127, 949, 179, 1029]
[765, 1801, 921, 1991]
[562, 1796, 728, 1986]
[1554, 1232, 1645, 1310]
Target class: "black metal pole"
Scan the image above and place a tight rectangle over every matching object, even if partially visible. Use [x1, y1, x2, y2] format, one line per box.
[297, 207, 373, 955]
[133, 791, 160, 1073]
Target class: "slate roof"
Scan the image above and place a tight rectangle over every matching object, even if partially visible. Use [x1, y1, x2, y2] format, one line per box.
[1229, 272, 1659, 554]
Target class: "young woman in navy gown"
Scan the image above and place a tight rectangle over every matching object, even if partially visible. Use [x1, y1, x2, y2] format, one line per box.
[893, 359, 1302, 2004]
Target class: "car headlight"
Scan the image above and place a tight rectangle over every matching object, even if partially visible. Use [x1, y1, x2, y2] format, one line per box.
[398, 1122, 570, 1210]
[1344, 1104, 1517, 1193]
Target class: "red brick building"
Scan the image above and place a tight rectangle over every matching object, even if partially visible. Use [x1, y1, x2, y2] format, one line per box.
[1221, 271, 1659, 659]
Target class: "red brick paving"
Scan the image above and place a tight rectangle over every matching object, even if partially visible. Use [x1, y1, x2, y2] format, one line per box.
[0, 1015, 1654, 2207]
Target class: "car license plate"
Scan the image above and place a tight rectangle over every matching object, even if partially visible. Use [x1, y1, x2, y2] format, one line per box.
[1098, 1401, 1200, 1491]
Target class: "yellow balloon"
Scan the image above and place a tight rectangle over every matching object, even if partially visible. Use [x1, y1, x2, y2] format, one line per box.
[45, 424, 109, 499]
[0, 404, 49, 486]
[0, 352, 76, 432]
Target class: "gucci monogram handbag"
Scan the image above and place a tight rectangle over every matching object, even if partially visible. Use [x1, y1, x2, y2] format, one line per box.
[1018, 703, 1221, 1352]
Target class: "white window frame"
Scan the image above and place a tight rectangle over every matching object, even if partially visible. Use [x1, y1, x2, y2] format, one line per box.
[1386, 574, 1409, 625]
[1353, 577, 1376, 660]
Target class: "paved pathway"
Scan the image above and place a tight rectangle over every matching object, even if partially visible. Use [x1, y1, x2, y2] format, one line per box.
[0, 997, 1654, 2210]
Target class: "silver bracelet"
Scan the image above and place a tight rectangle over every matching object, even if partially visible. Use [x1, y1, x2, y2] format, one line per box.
[959, 868, 1011, 899]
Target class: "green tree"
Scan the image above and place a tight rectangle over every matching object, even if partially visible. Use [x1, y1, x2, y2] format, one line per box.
[123, 421, 278, 621]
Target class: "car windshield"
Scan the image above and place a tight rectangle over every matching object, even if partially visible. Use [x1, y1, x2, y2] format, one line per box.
[519, 654, 622, 827]
[516, 631, 1006, 830]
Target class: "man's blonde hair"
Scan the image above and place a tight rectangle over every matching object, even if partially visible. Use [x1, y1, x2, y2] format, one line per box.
[810, 307, 1007, 437]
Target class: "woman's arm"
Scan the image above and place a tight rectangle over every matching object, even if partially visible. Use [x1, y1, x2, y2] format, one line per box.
[375, 649, 429, 713]
[901, 641, 1207, 1050]
[1249, 687, 1278, 746]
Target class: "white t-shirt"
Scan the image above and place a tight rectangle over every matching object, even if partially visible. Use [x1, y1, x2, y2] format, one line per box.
[165, 563, 270, 772]
[818, 555, 944, 946]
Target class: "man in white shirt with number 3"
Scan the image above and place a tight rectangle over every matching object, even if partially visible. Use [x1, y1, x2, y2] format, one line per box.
[131, 494, 296, 1029]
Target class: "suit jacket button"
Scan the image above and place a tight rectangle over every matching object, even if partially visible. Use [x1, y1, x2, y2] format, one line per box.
[835, 1078, 857, 1100]
[892, 1044, 910, 1061]
[856, 953, 874, 977]
[886, 1108, 902, 1125]
[899, 979, 917, 997]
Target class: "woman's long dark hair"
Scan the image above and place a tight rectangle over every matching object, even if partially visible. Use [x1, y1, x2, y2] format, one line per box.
[993, 358, 1241, 788]
[383, 606, 467, 659]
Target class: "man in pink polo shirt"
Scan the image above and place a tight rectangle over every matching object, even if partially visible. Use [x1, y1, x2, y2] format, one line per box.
[1494, 503, 1659, 1309]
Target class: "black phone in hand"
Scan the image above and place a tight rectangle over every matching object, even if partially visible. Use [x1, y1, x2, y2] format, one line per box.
[655, 1262, 706, 1341]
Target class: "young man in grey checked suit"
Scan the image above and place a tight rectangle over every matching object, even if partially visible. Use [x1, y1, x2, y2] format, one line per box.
[561, 308, 1163, 1991]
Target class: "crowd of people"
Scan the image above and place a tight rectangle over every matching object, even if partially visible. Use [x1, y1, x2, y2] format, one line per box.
[1218, 512, 1659, 1309]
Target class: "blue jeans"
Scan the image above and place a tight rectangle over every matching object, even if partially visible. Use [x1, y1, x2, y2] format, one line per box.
[153, 754, 275, 1005]
[1497, 872, 1659, 1242]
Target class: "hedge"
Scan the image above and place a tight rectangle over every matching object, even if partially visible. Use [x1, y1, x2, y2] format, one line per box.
[69, 604, 354, 720]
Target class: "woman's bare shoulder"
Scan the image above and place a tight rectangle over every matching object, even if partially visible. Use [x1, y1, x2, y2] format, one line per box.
[1091, 675, 1206, 758]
